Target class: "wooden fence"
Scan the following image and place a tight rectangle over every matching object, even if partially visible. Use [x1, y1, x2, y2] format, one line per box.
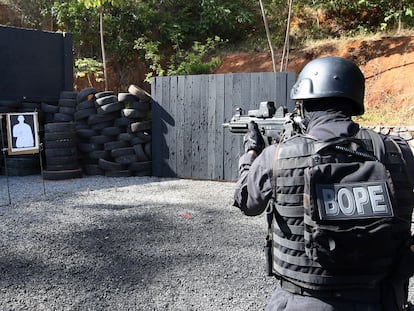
[151, 72, 296, 181]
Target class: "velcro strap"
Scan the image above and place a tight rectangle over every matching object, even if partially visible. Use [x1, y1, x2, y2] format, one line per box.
[279, 278, 381, 303]
[273, 233, 304, 251]
[274, 203, 303, 217]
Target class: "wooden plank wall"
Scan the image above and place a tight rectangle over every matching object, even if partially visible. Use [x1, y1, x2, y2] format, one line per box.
[151, 72, 296, 181]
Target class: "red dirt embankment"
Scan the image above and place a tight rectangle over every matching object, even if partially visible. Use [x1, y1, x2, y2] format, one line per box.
[214, 36, 414, 126]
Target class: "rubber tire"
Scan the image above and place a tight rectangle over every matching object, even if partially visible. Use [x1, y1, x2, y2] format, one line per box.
[121, 108, 147, 119]
[41, 102, 59, 113]
[88, 150, 109, 160]
[83, 164, 105, 176]
[133, 143, 149, 161]
[90, 121, 114, 131]
[88, 113, 117, 125]
[105, 170, 131, 177]
[101, 127, 121, 136]
[45, 147, 77, 158]
[77, 87, 97, 103]
[47, 162, 80, 171]
[77, 99, 95, 110]
[118, 132, 134, 142]
[95, 95, 118, 107]
[44, 131, 76, 141]
[129, 120, 152, 133]
[114, 154, 138, 165]
[118, 92, 137, 102]
[2, 166, 40, 176]
[59, 106, 76, 115]
[104, 140, 129, 151]
[44, 139, 76, 149]
[97, 101, 124, 114]
[113, 117, 131, 128]
[90, 135, 115, 145]
[98, 158, 125, 171]
[43, 169, 82, 180]
[144, 142, 152, 159]
[46, 155, 79, 166]
[129, 161, 152, 172]
[58, 98, 77, 108]
[44, 122, 76, 133]
[128, 84, 152, 103]
[76, 128, 98, 138]
[78, 143, 103, 153]
[132, 131, 152, 144]
[54, 113, 73, 122]
[110, 146, 135, 158]
[94, 91, 114, 99]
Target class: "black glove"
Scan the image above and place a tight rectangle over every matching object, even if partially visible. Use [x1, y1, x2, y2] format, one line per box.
[243, 121, 265, 154]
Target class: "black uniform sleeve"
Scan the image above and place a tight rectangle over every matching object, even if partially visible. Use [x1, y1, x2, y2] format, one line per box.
[233, 145, 276, 216]
[390, 135, 414, 185]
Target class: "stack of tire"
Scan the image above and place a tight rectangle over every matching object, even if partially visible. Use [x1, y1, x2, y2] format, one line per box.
[76, 88, 121, 176]
[42, 121, 82, 180]
[40, 91, 83, 180]
[1, 154, 41, 176]
[75, 84, 152, 177]
[54, 91, 77, 122]
[41, 101, 60, 124]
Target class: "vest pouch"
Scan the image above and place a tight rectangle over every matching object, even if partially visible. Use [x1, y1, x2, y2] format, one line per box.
[304, 160, 396, 273]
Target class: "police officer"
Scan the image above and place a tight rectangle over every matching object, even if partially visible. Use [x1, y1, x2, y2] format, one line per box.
[233, 56, 414, 310]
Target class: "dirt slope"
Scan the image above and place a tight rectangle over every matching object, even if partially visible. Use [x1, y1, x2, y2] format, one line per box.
[214, 36, 414, 126]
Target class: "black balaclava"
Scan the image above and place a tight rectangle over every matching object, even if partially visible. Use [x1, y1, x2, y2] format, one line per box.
[301, 98, 360, 139]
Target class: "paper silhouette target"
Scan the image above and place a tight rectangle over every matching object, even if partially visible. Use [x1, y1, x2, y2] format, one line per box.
[6, 112, 40, 155]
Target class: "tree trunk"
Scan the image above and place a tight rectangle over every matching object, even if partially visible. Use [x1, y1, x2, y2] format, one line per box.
[100, 8, 108, 91]
[280, 0, 293, 72]
[259, 0, 276, 73]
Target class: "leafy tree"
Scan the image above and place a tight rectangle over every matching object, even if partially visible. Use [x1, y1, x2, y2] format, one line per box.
[295, 0, 414, 36]
[168, 37, 222, 76]
[77, 0, 123, 90]
[134, 36, 222, 81]
[1, 0, 54, 29]
[3, 0, 414, 88]
[74, 58, 104, 88]
[53, 1, 100, 58]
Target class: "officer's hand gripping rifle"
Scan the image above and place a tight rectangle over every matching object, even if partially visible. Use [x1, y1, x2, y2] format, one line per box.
[223, 101, 303, 145]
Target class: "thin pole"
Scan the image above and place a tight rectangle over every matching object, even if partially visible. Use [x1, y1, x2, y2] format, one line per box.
[34, 111, 46, 196]
[0, 114, 11, 205]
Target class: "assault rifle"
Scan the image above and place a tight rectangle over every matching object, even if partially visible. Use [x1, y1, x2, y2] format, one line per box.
[223, 101, 303, 145]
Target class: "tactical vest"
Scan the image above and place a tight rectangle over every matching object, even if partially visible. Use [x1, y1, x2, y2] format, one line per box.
[270, 129, 413, 290]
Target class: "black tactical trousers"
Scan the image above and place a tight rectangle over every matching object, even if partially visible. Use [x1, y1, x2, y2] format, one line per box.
[265, 286, 383, 311]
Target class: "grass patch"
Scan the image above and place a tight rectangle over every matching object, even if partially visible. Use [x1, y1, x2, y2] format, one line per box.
[355, 101, 414, 126]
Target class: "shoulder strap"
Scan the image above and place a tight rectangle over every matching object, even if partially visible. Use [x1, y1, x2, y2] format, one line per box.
[267, 136, 283, 229]
[358, 129, 386, 162]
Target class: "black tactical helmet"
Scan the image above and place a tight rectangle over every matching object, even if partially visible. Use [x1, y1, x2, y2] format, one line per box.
[290, 56, 365, 115]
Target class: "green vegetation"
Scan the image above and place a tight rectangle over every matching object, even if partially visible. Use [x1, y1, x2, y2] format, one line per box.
[74, 58, 104, 88]
[135, 36, 222, 82]
[1, 0, 413, 84]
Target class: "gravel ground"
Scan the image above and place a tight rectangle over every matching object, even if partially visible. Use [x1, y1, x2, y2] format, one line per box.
[0, 175, 412, 311]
